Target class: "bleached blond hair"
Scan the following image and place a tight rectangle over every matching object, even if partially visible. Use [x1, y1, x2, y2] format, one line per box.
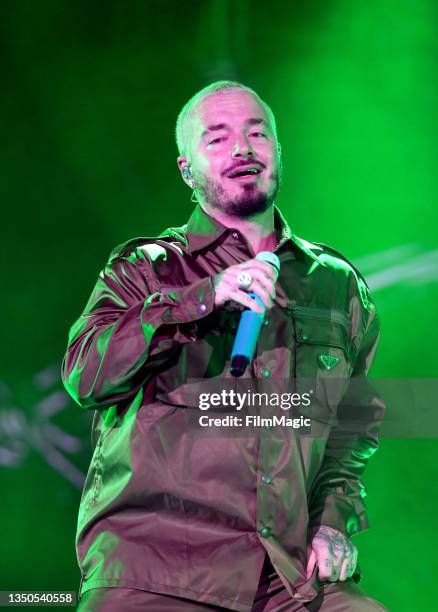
[175, 80, 278, 157]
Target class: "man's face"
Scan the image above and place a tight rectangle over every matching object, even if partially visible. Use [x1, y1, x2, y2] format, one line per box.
[179, 90, 281, 218]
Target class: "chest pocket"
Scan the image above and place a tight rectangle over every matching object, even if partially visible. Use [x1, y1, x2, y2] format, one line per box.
[293, 307, 353, 420]
[293, 306, 352, 373]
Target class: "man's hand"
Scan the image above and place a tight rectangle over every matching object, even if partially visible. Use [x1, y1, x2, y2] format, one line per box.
[213, 259, 277, 314]
[306, 525, 358, 582]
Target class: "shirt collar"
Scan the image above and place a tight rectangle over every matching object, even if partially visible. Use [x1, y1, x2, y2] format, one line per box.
[185, 205, 229, 253]
[185, 204, 322, 265]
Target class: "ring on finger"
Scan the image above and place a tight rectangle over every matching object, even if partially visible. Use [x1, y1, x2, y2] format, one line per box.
[237, 271, 253, 291]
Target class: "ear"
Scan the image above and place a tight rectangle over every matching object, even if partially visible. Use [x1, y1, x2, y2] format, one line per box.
[177, 155, 193, 187]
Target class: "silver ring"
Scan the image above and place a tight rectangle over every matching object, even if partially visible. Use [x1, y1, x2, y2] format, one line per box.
[237, 271, 253, 291]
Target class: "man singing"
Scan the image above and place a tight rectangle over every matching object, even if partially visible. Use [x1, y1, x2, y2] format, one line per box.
[62, 81, 387, 611]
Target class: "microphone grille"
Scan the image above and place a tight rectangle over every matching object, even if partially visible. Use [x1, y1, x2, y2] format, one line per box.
[255, 251, 280, 272]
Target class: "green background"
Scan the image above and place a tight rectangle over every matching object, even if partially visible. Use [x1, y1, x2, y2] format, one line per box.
[1, 1, 437, 609]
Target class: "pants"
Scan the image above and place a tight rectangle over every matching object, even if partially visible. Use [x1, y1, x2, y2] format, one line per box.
[77, 555, 387, 611]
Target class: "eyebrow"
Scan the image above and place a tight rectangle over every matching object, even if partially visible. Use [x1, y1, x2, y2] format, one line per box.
[200, 118, 268, 138]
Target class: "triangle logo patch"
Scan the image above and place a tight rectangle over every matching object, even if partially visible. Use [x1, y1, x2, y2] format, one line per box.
[318, 354, 340, 370]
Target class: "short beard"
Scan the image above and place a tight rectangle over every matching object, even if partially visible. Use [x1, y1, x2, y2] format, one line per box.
[195, 172, 280, 219]
[226, 186, 272, 218]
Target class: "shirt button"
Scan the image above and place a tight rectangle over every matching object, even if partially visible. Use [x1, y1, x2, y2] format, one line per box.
[232, 231, 239, 239]
[261, 474, 272, 484]
[260, 527, 271, 538]
[263, 319, 270, 326]
[198, 303, 207, 314]
[261, 369, 271, 378]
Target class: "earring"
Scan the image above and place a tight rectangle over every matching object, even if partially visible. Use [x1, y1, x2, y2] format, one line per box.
[190, 190, 198, 203]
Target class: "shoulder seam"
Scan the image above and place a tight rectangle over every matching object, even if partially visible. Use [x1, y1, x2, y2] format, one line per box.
[108, 234, 186, 262]
[313, 242, 370, 289]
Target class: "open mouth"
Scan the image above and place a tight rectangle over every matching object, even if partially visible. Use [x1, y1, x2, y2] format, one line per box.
[226, 166, 263, 181]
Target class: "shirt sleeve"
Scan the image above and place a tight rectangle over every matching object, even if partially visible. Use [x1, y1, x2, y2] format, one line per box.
[308, 285, 385, 539]
[61, 248, 216, 410]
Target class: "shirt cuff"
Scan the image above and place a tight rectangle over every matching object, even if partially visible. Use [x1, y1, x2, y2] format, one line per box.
[158, 276, 216, 324]
[309, 493, 369, 538]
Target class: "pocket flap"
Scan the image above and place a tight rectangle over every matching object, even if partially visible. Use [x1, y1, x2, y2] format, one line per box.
[294, 316, 350, 358]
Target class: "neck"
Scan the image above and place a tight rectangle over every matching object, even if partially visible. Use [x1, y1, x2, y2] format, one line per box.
[202, 202, 277, 255]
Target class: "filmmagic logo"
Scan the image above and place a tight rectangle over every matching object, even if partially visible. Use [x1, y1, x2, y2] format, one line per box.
[198, 390, 312, 411]
[199, 414, 312, 428]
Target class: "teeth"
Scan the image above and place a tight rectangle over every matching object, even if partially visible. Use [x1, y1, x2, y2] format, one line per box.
[231, 167, 260, 176]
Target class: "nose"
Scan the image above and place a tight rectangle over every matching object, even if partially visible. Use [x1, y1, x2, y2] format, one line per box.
[231, 134, 254, 159]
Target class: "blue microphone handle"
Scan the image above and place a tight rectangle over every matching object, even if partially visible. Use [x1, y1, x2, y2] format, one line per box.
[230, 293, 265, 377]
[229, 251, 280, 377]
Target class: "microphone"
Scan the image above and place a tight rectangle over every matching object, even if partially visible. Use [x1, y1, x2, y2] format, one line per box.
[230, 251, 280, 377]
